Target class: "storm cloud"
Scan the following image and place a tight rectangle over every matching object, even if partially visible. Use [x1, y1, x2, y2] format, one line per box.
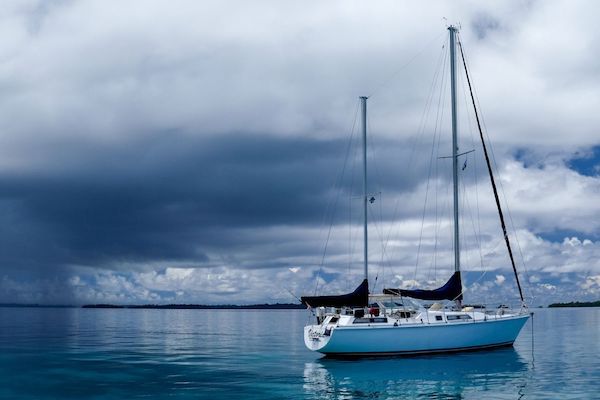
[1, 0, 600, 305]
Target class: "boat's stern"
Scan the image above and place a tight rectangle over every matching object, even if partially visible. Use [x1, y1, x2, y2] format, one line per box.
[304, 324, 332, 352]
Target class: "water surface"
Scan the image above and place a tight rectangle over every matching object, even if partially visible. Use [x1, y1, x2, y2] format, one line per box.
[0, 307, 598, 399]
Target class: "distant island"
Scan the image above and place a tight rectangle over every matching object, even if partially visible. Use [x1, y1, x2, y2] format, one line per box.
[4, 301, 599, 309]
[548, 300, 600, 308]
[82, 303, 305, 310]
[0, 303, 75, 308]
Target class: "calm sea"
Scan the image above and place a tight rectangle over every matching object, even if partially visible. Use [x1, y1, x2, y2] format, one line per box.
[0, 307, 598, 399]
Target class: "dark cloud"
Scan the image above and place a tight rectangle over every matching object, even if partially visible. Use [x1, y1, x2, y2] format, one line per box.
[0, 131, 436, 276]
[0, 1, 599, 304]
[471, 12, 501, 40]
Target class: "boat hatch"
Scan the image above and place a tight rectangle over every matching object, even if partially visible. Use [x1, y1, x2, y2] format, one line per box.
[392, 311, 413, 319]
[381, 301, 404, 308]
[447, 314, 472, 321]
[353, 317, 388, 324]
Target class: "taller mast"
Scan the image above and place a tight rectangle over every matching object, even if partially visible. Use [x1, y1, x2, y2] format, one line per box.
[448, 25, 462, 309]
[360, 96, 368, 281]
[449, 26, 460, 279]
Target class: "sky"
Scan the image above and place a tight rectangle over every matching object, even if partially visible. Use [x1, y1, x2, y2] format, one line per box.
[0, 0, 599, 306]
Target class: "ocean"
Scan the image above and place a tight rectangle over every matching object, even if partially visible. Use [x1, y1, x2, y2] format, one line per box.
[0, 306, 598, 399]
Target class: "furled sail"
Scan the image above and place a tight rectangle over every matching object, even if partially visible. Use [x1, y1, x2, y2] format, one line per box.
[383, 272, 463, 301]
[301, 279, 369, 308]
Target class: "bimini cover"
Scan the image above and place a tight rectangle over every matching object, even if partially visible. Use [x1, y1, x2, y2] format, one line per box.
[301, 279, 369, 308]
[383, 271, 463, 301]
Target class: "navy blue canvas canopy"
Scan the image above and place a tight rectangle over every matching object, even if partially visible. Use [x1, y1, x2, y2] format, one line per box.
[301, 279, 369, 308]
[383, 272, 463, 301]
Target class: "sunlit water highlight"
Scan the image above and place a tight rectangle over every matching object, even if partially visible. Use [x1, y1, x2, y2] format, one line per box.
[0, 307, 598, 399]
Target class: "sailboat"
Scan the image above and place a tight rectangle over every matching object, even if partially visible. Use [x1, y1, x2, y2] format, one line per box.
[301, 26, 530, 356]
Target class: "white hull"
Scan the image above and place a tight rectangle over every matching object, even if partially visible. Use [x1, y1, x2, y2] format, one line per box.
[304, 313, 529, 356]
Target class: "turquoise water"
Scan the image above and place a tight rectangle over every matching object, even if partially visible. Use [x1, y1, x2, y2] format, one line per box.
[0, 307, 598, 399]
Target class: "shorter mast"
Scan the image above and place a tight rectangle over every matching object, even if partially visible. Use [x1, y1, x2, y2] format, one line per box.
[360, 96, 369, 282]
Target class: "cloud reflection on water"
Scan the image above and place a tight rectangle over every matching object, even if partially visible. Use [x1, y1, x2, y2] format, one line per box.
[303, 348, 529, 399]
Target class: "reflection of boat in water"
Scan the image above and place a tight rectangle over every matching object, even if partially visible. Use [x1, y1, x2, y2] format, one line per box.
[303, 347, 529, 398]
[301, 26, 530, 356]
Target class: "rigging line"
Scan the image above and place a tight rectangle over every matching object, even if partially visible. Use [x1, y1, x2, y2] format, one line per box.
[282, 286, 303, 303]
[346, 117, 361, 290]
[469, 91, 484, 269]
[381, 43, 448, 273]
[457, 37, 525, 304]
[459, 160, 485, 281]
[460, 37, 534, 301]
[415, 45, 449, 282]
[459, 260, 491, 301]
[347, 192, 352, 291]
[366, 107, 387, 226]
[436, 48, 450, 266]
[373, 200, 389, 287]
[429, 72, 447, 282]
[499, 186, 534, 297]
[377, 191, 388, 288]
[457, 33, 532, 296]
[461, 154, 486, 270]
[485, 236, 506, 257]
[314, 100, 360, 296]
[459, 170, 469, 273]
[431, 112, 440, 281]
[459, 64, 485, 270]
[454, 181, 494, 301]
[432, 151, 453, 282]
[414, 109, 439, 281]
[432, 64, 451, 278]
[318, 101, 360, 245]
[364, 111, 389, 291]
[367, 203, 385, 292]
[458, 37, 520, 300]
[369, 196, 393, 293]
[346, 220, 362, 291]
[431, 151, 438, 281]
[367, 31, 447, 98]
[365, 107, 398, 290]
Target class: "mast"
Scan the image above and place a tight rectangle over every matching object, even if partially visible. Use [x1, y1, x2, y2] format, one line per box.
[360, 96, 369, 281]
[449, 26, 463, 308]
[449, 26, 461, 286]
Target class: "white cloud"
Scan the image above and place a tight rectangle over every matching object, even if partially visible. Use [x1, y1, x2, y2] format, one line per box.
[539, 283, 556, 291]
[497, 161, 600, 235]
[580, 275, 600, 293]
[2, 1, 600, 305]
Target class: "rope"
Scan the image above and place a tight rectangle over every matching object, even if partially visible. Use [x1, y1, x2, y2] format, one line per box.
[457, 35, 525, 304]
[380, 43, 447, 274]
[414, 44, 449, 282]
[367, 31, 447, 98]
[458, 35, 534, 303]
[313, 101, 360, 296]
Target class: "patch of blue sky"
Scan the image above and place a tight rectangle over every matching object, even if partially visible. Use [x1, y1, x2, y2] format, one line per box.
[568, 145, 600, 176]
[311, 270, 340, 284]
[537, 228, 600, 243]
[513, 148, 537, 168]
